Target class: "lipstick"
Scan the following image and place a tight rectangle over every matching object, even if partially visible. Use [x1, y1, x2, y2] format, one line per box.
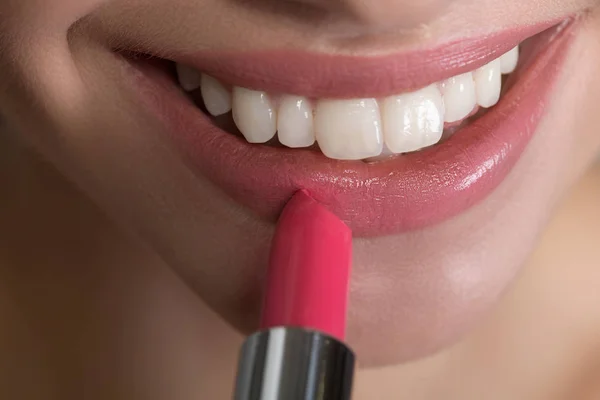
[234, 190, 355, 400]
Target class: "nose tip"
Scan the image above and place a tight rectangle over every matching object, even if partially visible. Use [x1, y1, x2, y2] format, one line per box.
[297, 0, 454, 31]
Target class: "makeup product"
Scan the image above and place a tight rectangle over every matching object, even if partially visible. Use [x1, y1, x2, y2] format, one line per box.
[233, 190, 355, 400]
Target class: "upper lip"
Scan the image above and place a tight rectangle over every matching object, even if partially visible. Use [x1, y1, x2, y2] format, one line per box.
[170, 20, 560, 98]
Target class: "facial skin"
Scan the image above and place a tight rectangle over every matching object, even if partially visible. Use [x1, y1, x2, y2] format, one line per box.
[1, 0, 600, 369]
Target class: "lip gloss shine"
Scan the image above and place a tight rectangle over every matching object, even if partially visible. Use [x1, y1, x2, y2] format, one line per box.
[233, 190, 355, 400]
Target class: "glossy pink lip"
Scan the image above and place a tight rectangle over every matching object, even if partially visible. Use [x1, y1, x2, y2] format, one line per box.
[176, 20, 562, 98]
[130, 18, 576, 237]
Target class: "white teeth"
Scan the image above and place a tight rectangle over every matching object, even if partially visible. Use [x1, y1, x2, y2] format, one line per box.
[473, 59, 501, 108]
[382, 85, 445, 153]
[314, 99, 383, 160]
[175, 64, 201, 92]
[201, 74, 232, 116]
[180, 42, 520, 160]
[441, 72, 477, 123]
[277, 96, 315, 148]
[500, 46, 519, 74]
[232, 87, 277, 143]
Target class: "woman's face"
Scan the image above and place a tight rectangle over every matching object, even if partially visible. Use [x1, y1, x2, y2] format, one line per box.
[2, 0, 600, 366]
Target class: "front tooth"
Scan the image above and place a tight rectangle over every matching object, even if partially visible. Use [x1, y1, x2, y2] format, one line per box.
[201, 74, 232, 116]
[277, 96, 315, 148]
[500, 46, 519, 74]
[176, 64, 201, 92]
[315, 99, 383, 160]
[382, 85, 445, 154]
[473, 59, 501, 108]
[232, 87, 277, 143]
[441, 72, 476, 123]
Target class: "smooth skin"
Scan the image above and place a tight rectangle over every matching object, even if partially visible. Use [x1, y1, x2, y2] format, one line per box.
[1, 0, 600, 398]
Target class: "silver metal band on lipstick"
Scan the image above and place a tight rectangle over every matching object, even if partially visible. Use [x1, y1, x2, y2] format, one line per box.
[234, 327, 355, 400]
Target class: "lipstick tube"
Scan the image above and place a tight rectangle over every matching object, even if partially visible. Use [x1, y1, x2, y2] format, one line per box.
[233, 190, 355, 400]
[234, 327, 354, 400]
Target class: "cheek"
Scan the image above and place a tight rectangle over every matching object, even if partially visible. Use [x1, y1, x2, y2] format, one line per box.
[551, 11, 600, 174]
[2, 0, 109, 32]
[0, 0, 114, 154]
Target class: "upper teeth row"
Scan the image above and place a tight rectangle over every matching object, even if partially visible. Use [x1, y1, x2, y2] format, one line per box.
[176, 46, 519, 160]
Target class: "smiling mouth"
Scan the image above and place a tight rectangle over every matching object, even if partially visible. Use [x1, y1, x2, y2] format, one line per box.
[124, 16, 578, 236]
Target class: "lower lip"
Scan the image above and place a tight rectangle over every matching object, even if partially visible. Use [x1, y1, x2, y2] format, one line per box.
[131, 20, 577, 237]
